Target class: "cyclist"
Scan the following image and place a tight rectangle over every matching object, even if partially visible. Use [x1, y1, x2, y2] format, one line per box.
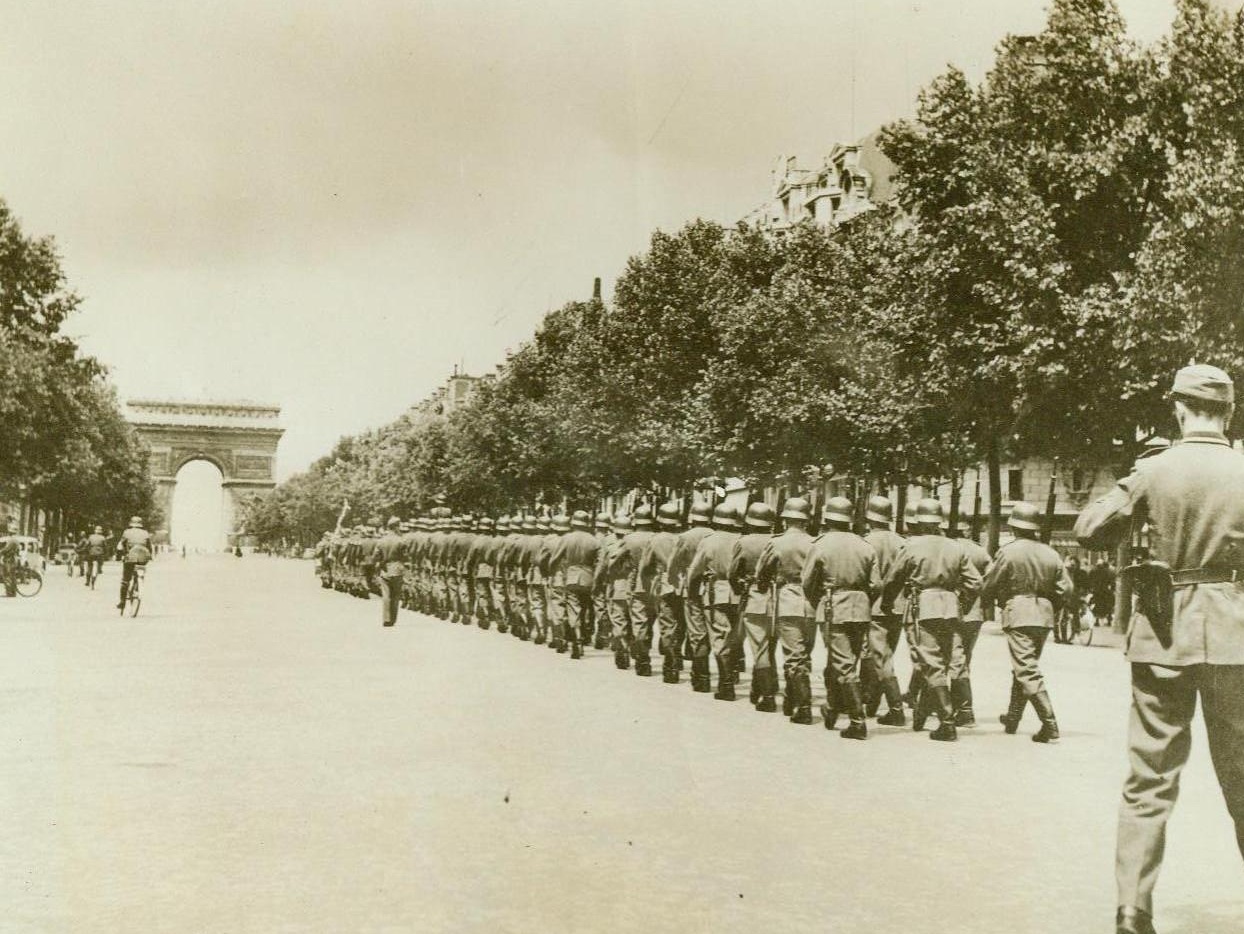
[85, 525, 108, 585]
[115, 516, 153, 609]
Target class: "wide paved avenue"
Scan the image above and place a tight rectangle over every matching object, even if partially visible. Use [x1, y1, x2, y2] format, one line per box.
[1, 555, 1239, 933]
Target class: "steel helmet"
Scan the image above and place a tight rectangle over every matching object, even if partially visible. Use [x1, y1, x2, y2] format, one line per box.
[571, 510, 591, 530]
[823, 496, 854, 528]
[780, 497, 811, 522]
[129, 516, 143, 527]
[595, 511, 612, 529]
[552, 514, 571, 532]
[522, 517, 538, 531]
[387, 516, 401, 528]
[688, 502, 712, 525]
[656, 503, 682, 527]
[633, 505, 655, 528]
[744, 502, 776, 529]
[915, 498, 944, 527]
[534, 517, 551, 532]
[612, 513, 633, 532]
[865, 495, 893, 525]
[1008, 501, 1042, 533]
[713, 503, 742, 529]
[478, 517, 494, 530]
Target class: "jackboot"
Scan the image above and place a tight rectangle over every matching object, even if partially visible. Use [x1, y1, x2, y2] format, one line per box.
[734, 652, 746, 674]
[877, 677, 907, 726]
[904, 668, 926, 708]
[951, 678, 976, 728]
[790, 674, 813, 724]
[714, 657, 736, 701]
[910, 686, 931, 732]
[782, 671, 795, 716]
[755, 668, 777, 712]
[838, 682, 868, 740]
[1030, 690, 1060, 744]
[614, 647, 630, 670]
[928, 686, 958, 742]
[691, 657, 712, 693]
[861, 662, 880, 718]
[999, 677, 1027, 734]
[1115, 906, 1157, 934]
[570, 640, 583, 660]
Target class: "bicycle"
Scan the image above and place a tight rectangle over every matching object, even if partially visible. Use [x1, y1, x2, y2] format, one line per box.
[120, 564, 145, 616]
[14, 564, 43, 598]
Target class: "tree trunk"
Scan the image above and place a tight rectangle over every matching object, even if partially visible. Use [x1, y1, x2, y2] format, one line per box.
[987, 436, 1002, 555]
[949, 473, 962, 532]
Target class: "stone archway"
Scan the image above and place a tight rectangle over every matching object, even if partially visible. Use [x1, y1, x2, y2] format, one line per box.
[125, 400, 285, 545]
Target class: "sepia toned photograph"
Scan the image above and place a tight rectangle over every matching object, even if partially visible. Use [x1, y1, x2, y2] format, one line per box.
[2, 2, 1243, 932]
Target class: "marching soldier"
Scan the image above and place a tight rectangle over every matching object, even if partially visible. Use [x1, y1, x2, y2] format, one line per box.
[949, 518, 991, 727]
[549, 510, 600, 658]
[802, 496, 877, 739]
[510, 518, 537, 640]
[862, 496, 908, 726]
[490, 517, 512, 632]
[467, 517, 498, 629]
[591, 512, 613, 649]
[880, 499, 982, 742]
[900, 500, 925, 707]
[756, 497, 816, 723]
[615, 505, 658, 675]
[1075, 364, 1244, 934]
[981, 501, 1070, 742]
[687, 503, 743, 700]
[599, 514, 634, 669]
[542, 516, 571, 652]
[456, 517, 476, 625]
[668, 503, 714, 692]
[372, 517, 406, 627]
[637, 503, 686, 683]
[522, 518, 548, 642]
[729, 502, 777, 710]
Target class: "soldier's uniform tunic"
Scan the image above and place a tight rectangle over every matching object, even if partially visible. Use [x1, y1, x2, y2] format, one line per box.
[865, 525, 907, 701]
[550, 526, 599, 653]
[598, 533, 633, 668]
[638, 526, 684, 681]
[687, 528, 742, 683]
[1077, 428, 1244, 915]
[803, 529, 877, 688]
[756, 526, 815, 701]
[729, 531, 774, 685]
[614, 527, 657, 673]
[373, 528, 406, 627]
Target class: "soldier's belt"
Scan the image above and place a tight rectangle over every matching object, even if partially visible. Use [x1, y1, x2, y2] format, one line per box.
[1171, 567, 1243, 587]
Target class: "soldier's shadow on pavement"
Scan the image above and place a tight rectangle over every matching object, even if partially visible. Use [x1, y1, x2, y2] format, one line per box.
[1163, 901, 1244, 934]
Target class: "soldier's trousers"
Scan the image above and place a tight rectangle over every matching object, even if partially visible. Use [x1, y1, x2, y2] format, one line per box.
[548, 584, 568, 636]
[868, 615, 903, 681]
[912, 619, 956, 690]
[593, 591, 608, 639]
[742, 612, 775, 672]
[949, 620, 983, 681]
[378, 574, 403, 627]
[528, 583, 548, 633]
[474, 578, 494, 625]
[657, 594, 685, 659]
[825, 621, 869, 683]
[458, 576, 473, 620]
[684, 598, 710, 658]
[777, 615, 816, 678]
[629, 594, 658, 657]
[609, 597, 633, 649]
[490, 578, 507, 624]
[509, 582, 528, 628]
[707, 604, 740, 664]
[1005, 626, 1050, 695]
[1117, 663, 1244, 914]
[563, 585, 592, 642]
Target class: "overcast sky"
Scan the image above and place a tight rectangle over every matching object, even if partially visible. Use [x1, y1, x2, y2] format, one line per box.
[0, 1, 1185, 477]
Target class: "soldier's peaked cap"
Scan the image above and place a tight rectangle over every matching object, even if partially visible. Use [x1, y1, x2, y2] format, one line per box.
[865, 495, 893, 524]
[1170, 363, 1234, 405]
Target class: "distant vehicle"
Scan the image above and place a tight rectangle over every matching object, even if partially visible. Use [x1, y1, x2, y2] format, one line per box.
[54, 544, 78, 566]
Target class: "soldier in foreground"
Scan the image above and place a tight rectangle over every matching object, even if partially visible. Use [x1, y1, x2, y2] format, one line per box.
[372, 517, 406, 627]
[881, 499, 981, 741]
[549, 511, 599, 659]
[862, 497, 907, 726]
[950, 518, 991, 727]
[637, 503, 686, 683]
[668, 503, 714, 692]
[1075, 364, 1244, 934]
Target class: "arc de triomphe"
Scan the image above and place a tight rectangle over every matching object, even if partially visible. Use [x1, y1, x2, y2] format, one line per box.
[125, 400, 284, 545]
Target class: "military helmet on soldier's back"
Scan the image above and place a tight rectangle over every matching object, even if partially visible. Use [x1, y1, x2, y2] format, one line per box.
[656, 502, 682, 527]
[1008, 501, 1042, 533]
[744, 502, 776, 529]
[866, 495, 893, 525]
[780, 497, 811, 522]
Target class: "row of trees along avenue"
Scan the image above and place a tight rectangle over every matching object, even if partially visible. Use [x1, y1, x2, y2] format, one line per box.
[0, 199, 157, 542]
[246, 0, 1244, 554]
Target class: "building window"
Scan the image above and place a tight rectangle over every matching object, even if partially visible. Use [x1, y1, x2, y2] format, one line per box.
[1008, 468, 1024, 502]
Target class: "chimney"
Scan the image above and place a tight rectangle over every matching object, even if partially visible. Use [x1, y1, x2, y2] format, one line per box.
[592, 277, 602, 301]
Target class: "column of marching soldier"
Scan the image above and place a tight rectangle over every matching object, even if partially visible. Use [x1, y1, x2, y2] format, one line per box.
[313, 491, 1071, 744]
